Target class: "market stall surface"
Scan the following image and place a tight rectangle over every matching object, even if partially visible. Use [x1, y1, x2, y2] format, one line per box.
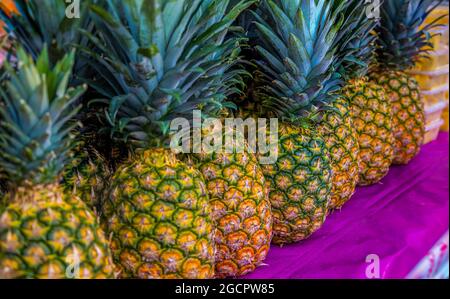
[245, 133, 449, 279]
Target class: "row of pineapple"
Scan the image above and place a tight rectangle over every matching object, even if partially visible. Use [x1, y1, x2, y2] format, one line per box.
[0, 0, 446, 279]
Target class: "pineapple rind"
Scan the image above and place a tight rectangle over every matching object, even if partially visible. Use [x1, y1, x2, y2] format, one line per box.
[261, 123, 332, 245]
[193, 147, 272, 278]
[371, 71, 425, 165]
[318, 97, 360, 210]
[346, 78, 395, 185]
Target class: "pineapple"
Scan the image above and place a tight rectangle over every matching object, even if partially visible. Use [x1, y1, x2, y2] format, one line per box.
[62, 111, 128, 213]
[317, 96, 359, 209]
[259, 123, 332, 245]
[84, 0, 253, 278]
[1, 0, 115, 209]
[344, 80, 394, 186]
[333, 0, 395, 186]
[0, 48, 114, 279]
[62, 139, 112, 212]
[371, 0, 444, 164]
[63, 138, 128, 214]
[250, 0, 348, 244]
[105, 149, 214, 279]
[190, 127, 273, 278]
[178, 3, 273, 277]
[370, 72, 423, 165]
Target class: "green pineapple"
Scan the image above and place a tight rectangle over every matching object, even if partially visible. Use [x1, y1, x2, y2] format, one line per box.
[62, 139, 112, 212]
[1, 0, 117, 208]
[250, 0, 348, 244]
[62, 106, 130, 212]
[84, 0, 252, 278]
[0, 48, 114, 279]
[371, 0, 445, 165]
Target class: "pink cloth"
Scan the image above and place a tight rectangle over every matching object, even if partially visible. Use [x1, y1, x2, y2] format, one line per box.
[245, 133, 449, 279]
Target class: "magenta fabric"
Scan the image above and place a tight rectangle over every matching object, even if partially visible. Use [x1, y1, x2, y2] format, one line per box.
[245, 133, 449, 279]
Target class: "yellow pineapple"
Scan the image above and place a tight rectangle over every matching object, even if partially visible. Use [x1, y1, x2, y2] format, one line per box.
[345, 79, 395, 185]
[371, 0, 445, 164]
[261, 124, 332, 244]
[104, 149, 215, 278]
[318, 97, 360, 209]
[1, 186, 114, 279]
[191, 137, 272, 278]
[327, 0, 395, 186]
[371, 72, 424, 164]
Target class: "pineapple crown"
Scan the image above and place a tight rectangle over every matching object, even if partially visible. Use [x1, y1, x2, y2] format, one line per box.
[231, 0, 261, 39]
[251, 0, 345, 122]
[0, 0, 94, 73]
[375, 0, 446, 71]
[332, 0, 379, 80]
[0, 48, 85, 188]
[82, 0, 254, 149]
